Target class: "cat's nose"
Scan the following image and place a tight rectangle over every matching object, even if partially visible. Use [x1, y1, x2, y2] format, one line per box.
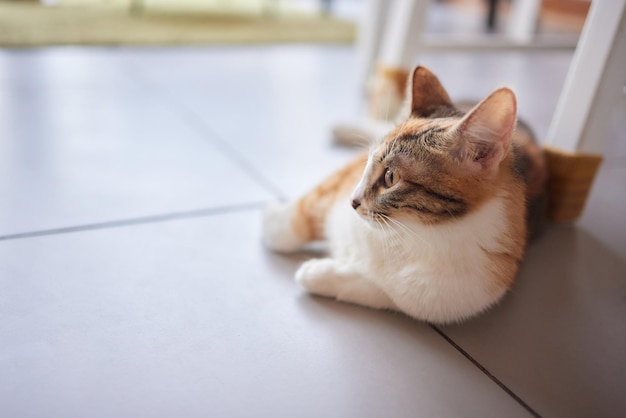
[351, 198, 361, 210]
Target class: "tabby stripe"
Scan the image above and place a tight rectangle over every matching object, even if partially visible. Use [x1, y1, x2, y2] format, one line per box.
[380, 127, 447, 163]
[395, 127, 446, 145]
[418, 126, 446, 137]
[400, 204, 466, 219]
[405, 180, 465, 205]
[400, 204, 436, 215]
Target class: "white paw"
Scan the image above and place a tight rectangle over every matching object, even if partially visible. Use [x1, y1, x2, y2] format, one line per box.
[295, 258, 339, 298]
[262, 202, 303, 253]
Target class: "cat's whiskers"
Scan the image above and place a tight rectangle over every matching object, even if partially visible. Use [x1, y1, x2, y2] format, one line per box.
[376, 213, 407, 250]
[381, 219, 392, 259]
[388, 127, 403, 155]
[382, 214, 430, 248]
[378, 214, 402, 264]
[372, 215, 391, 259]
[347, 132, 375, 149]
[381, 215, 404, 246]
[445, 208, 459, 222]
[355, 136, 375, 152]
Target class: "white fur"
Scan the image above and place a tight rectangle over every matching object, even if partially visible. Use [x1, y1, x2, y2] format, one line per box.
[262, 202, 305, 253]
[264, 192, 512, 324]
[321, 194, 510, 323]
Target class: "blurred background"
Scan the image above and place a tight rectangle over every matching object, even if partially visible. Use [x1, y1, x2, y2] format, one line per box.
[0, 0, 587, 46]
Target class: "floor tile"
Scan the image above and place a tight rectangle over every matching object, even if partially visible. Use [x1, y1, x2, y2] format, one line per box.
[0, 49, 272, 237]
[0, 48, 137, 89]
[126, 46, 365, 197]
[580, 164, 626, 259]
[0, 210, 533, 418]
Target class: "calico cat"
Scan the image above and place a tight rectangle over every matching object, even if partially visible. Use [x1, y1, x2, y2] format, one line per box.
[262, 66, 547, 324]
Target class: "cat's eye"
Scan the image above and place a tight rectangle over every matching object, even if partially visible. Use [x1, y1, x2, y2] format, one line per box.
[384, 169, 398, 188]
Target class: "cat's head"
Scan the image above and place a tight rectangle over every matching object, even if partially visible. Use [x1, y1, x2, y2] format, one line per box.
[351, 66, 518, 226]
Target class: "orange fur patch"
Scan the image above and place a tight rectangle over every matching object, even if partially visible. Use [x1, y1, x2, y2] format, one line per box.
[378, 66, 410, 98]
[291, 154, 368, 242]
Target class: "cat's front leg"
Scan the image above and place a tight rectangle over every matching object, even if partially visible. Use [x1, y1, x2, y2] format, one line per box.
[296, 258, 396, 311]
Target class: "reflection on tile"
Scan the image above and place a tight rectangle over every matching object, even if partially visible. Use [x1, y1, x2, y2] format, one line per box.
[0, 211, 532, 418]
[440, 225, 626, 418]
[0, 52, 272, 236]
[126, 47, 364, 197]
[0, 48, 135, 88]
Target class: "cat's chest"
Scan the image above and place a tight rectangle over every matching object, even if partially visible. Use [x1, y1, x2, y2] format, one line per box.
[326, 201, 428, 265]
[326, 197, 505, 277]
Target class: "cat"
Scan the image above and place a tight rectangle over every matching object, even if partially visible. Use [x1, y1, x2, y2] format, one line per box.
[262, 66, 548, 324]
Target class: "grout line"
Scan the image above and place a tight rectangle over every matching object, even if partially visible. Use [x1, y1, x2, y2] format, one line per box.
[430, 325, 542, 418]
[0, 201, 264, 242]
[168, 104, 287, 199]
[124, 61, 286, 201]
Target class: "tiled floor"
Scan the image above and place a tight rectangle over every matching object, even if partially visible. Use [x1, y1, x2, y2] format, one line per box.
[1, 46, 625, 418]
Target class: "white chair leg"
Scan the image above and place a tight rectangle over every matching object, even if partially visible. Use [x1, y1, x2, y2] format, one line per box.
[507, 0, 542, 44]
[355, 0, 392, 90]
[543, 0, 626, 222]
[377, 0, 430, 69]
[546, 0, 626, 154]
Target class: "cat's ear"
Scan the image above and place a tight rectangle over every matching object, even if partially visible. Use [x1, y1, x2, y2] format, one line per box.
[409, 66, 453, 116]
[447, 88, 517, 173]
